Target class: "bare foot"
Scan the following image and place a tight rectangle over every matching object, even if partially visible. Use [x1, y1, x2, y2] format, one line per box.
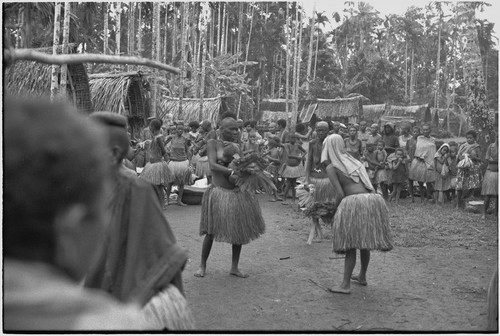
[230, 269, 249, 278]
[276, 197, 283, 201]
[281, 202, 289, 205]
[177, 201, 187, 207]
[351, 275, 367, 286]
[328, 286, 351, 294]
[268, 199, 277, 202]
[194, 267, 206, 278]
[482, 214, 487, 220]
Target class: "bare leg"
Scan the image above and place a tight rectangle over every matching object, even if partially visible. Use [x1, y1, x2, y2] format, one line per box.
[207, 175, 212, 185]
[290, 178, 297, 203]
[418, 182, 426, 203]
[282, 178, 291, 204]
[388, 184, 397, 202]
[329, 249, 355, 294]
[177, 184, 187, 206]
[165, 182, 173, 205]
[395, 184, 401, 205]
[456, 190, 464, 209]
[307, 217, 323, 245]
[408, 179, 415, 202]
[352, 249, 370, 285]
[230, 244, 249, 278]
[153, 185, 165, 206]
[194, 234, 214, 277]
[427, 182, 436, 203]
[483, 195, 491, 219]
[380, 183, 389, 200]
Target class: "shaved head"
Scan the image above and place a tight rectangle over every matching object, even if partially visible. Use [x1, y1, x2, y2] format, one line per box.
[90, 112, 130, 163]
[316, 121, 329, 130]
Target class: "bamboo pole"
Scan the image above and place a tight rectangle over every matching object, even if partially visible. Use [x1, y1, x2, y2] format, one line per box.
[4, 48, 181, 74]
[104, 2, 109, 54]
[50, 2, 61, 101]
[60, 2, 71, 97]
[237, 2, 254, 118]
[116, 2, 121, 55]
[285, 4, 290, 125]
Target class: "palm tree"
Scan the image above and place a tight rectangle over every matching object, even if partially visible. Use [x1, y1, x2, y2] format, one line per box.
[313, 11, 329, 81]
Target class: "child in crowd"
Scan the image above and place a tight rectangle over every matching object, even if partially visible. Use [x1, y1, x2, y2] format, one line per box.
[406, 126, 421, 202]
[242, 130, 261, 155]
[375, 140, 389, 199]
[388, 148, 408, 204]
[264, 136, 283, 202]
[447, 142, 459, 202]
[281, 132, 306, 205]
[434, 143, 451, 204]
[363, 142, 378, 188]
[482, 132, 498, 219]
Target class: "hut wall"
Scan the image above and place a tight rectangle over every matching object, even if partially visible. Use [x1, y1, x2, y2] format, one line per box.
[158, 97, 222, 125]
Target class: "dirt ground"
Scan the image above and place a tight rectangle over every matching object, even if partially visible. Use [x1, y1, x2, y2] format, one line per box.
[164, 194, 498, 332]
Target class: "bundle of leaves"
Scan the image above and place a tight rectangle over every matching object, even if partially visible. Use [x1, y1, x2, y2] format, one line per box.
[229, 152, 276, 194]
[303, 202, 337, 223]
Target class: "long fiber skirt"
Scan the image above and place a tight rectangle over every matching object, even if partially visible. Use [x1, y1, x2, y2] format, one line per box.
[409, 158, 435, 183]
[434, 172, 451, 191]
[482, 170, 498, 195]
[141, 284, 196, 330]
[332, 193, 393, 253]
[282, 164, 305, 178]
[195, 156, 211, 178]
[168, 160, 193, 185]
[140, 161, 171, 185]
[200, 185, 265, 245]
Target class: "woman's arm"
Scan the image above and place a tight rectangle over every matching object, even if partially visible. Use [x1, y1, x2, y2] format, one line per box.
[325, 165, 345, 208]
[305, 143, 314, 183]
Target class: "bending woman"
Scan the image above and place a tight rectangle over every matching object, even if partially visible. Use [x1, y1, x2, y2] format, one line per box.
[194, 113, 265, 278]
[322, 134, 393, 294]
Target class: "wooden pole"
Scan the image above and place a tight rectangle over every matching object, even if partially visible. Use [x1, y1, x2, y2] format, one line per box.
[50, 2, 61, 101]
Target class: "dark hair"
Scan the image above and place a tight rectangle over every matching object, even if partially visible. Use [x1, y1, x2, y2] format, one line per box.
[4, 98, 109, 262]
[90, 112, 130, 162]
[220, 112, 237, 120]
[243, 120, 252, 127]
[395, 147, 405, 155]
[377, 140, 386, 146]
[277, 119, 287, 128]
[188, 121, 200, 129]
[465, 130, 477, 139]
[295, 123, 306, 133]
[150, 119, 162, 133]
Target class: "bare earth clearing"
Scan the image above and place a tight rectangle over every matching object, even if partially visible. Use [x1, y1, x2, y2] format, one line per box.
[164, 195, 498, 331]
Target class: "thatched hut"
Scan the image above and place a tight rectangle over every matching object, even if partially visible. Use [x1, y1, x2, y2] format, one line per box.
[260, 99, 290, 122]
[311, 97, 364, 124]
[362, 104, 386, 124]
[4, 43, 93, 114]
[88, 72, 151, 139]
[157, 96, 222, 126]
[379, 104, 431, 128]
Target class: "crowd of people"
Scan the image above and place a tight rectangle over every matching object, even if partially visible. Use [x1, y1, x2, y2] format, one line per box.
[4, 95, 497, 330]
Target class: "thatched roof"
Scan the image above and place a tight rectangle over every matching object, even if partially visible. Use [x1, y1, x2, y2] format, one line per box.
[4, 43, 93, 113]
[384, 104, 429, 120]
[88, 72, 150, 118]
[430, 107, 468, 135]
[313, 97, 363, 120]
[158, 96, 222, 125]
[362, 104, 386, 123]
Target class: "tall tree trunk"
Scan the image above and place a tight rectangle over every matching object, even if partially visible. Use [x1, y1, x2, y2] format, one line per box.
[137, 3, 142, 57]
[313, 27, 319, 81]
[278, 51, 283, 98]
[151, 2, 160, 117]
[305, 9, 315, 97]
[103, 2, 109, 54]
[50, 2, 61, 101]
[404, 37, 408, 101]
[409, 46, 415, 104]
[236, 2, 243, 57]
[199, 2, 209, 121]
[237, 3, 254, 118]
[128, 2, 135, 54]
[163, 4, 168, 63]
[60, 2, 71, 98]
[285, 5, 290, 118]
[116, 2, 121, 55]
[435, 15, 442, 109]
[209, 5, 214, 58]
[179, 2, 188, 116]
[172, 5, 177, 63]
[16, 8, 23, 48]
[224, 4, 230, 54]
[217, 3, 222, 56]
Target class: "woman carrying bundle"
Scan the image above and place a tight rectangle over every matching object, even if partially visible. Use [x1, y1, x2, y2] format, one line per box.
[321, 134, 393, 294]
[456, 130, 482, 209]
[194, 113, 265, 278]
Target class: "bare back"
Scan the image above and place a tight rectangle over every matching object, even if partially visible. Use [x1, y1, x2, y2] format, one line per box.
[326, 165, 371, 202]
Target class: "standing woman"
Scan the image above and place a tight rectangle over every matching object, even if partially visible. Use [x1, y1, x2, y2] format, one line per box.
[194, 113, 265, 278]
[165, 123, 193, 206]
[322, 134, 393, 294]
[140, 119, 171, 205]
[481, 132, 497, 219]
[344, 125, 362, 160]
[456, 130, 482, 209]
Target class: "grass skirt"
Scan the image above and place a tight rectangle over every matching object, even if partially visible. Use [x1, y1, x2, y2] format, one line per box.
[456, 165, 482, 190]
[434, 172, 451, 191]
[190, 153, 200, 167]
[140, 161, 171, 185]
[168, 160, 193, 185]
[195, 156, 211, 178]
[375, 169, 389, 184]
[332, 193, 393, 253]
[141, 284, 196, 330]
[282, 164, 305, 178]
[200, 185, 265, 245]
[309, 177, 336, 203]
[409, 158, 435, 182]
[481, 170, 498, 195]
